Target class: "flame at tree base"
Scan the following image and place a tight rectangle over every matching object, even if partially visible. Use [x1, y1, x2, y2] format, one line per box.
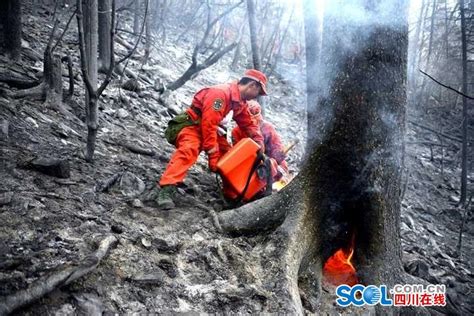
[323, 248, 358, 286]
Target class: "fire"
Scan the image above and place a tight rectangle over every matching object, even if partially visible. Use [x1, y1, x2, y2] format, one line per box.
[323, 247, 358, 286]
[272, 179, 287, 191]
[272, 174, 294, 192]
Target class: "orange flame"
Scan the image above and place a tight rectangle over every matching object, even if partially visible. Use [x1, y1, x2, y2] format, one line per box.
[323, 247, 358, 286]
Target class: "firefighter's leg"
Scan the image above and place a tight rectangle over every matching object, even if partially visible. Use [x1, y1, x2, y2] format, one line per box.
[159, 125, 202, 186]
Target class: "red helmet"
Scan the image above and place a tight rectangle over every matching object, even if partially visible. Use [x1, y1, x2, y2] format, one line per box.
[248, 100, 262, 122]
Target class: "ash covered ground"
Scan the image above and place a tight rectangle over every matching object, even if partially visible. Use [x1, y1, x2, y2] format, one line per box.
[0, 4, 472, 315]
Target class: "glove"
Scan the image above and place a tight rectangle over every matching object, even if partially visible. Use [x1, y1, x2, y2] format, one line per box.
[207, 151, 220, 172]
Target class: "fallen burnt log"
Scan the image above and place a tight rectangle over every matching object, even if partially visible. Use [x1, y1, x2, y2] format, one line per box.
[0, 235, 117, 315]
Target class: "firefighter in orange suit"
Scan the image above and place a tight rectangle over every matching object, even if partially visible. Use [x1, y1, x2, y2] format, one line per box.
[157, 69, 268, 209]
[232, 100, 289, 182]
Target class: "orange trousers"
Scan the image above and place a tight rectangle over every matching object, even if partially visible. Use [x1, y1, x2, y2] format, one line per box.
[159, 125, 230, 187]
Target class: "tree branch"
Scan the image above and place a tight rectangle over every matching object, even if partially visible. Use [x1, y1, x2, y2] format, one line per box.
[52, 7, 78, 53]
[408, 120, 466, 143]
[419, 69, 474, 100]
[116, 0, 148, 65]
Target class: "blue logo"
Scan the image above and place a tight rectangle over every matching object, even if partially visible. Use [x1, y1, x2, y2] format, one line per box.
[336, 284, 393, 307]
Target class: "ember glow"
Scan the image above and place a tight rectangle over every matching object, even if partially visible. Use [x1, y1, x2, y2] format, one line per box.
[323, 247, 358, 286]
[272, 179, 287, 191]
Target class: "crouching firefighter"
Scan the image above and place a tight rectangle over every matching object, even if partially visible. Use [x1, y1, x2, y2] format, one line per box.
[218, 100, 289, 207]
[156, 69, 268, 209]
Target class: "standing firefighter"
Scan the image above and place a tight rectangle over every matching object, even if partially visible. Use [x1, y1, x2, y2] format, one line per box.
[157, 69, 268, 209]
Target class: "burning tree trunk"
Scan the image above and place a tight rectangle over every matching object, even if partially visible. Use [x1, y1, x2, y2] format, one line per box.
[214, 0, 410, 313]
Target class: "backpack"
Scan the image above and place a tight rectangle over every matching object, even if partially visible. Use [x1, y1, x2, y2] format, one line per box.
[164, 112, 200, 145]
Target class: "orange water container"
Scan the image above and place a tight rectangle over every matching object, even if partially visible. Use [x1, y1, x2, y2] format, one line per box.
[217, 138, 266, 201]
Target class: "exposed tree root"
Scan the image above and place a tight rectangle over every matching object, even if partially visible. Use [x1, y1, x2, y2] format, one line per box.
[0, 235, 117, 315]
[215, 180, 319, 313]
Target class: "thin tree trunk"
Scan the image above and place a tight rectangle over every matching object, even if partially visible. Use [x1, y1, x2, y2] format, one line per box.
[268, 6, 294, 76]
[98, 0, 112, 72]
[143, 0, 151, 64]
[231, 16, 247, 70]
[419, 0, 438, 99]
[83, 0, 99, 162]
[133, 0, 140, 34]
[416, 1, 429, 89]
[246, 0, 261, 70]
[408, 0, 425, 82]
[459, 0, 468, 204]
[426, 0, 438, 65]
[444, 0, 449, 59]
[0, 0, 22, 60]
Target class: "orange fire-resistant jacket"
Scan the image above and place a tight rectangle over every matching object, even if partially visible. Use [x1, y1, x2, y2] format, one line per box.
[186, 82, 264, 154]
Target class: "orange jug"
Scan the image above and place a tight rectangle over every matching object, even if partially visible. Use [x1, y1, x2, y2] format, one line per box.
[217, 138, 268, 201]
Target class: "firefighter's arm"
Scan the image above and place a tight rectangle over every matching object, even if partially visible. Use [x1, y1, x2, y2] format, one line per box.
[234, 108, 265, 151]
[201, 90, 226, 171]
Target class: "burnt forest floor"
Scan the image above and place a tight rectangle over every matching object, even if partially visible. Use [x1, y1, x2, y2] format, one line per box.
[0, 4, 473, 315]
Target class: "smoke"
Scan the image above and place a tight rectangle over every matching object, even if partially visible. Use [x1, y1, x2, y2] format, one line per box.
[306, 0, 409, 148]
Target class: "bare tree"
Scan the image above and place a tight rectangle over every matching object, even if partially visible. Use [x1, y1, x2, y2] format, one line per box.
[0, 0, 22, 60]
[246, 0, 261, 70]
[77, 0, 116, 162]
[213, 0, 415, 313]
[166, 1, 242, 92]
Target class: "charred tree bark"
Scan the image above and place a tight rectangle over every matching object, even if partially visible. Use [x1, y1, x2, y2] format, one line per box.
[459, 0, 468, 204]
[44, 50, 63, 108]
[246, 0, 261, 70]
[62, 55, 74, 101]
[83, 0, 99, 162]
[9, 11, 67, 111]
[215, 0, 411, 313]
[0, 0, 22, 60]
[98, 0, 112, 72]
